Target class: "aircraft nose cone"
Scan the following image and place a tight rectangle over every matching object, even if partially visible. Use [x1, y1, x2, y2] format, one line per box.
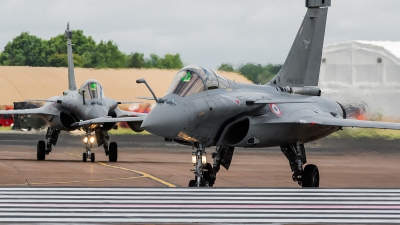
[88, 105, 108, 119]
[141, 104, 181, 138]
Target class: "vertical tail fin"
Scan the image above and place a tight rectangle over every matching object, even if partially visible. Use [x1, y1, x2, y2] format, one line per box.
[268, 0, 330, 87]
[65, 23, 77, 91]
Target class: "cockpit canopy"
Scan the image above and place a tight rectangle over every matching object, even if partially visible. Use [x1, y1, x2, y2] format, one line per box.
[79, 79, 104, 100]
[166, 65, 230, 97]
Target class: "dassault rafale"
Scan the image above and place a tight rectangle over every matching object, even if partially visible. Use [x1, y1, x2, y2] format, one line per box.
[0, 24, 146, 163]
[132, 0, 400, 187]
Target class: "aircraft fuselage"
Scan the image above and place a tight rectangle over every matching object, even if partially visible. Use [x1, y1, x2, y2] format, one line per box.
[142, 81, 344, 148]
[39, 90, 119, 131]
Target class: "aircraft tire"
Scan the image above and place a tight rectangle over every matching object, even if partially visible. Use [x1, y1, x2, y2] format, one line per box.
[37, 140, 46, 161]
[83, 153, 87, 162]
[188, 180, 196, 187]
[109, 142, 118, 162]
[203, 163, 215, 187]
[302, 164, 319, 188]
[91, 153, 95, 163]
[188, 179, 208, 187]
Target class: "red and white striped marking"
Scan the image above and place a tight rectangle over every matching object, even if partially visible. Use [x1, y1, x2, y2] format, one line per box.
[0, 188, 399, 223]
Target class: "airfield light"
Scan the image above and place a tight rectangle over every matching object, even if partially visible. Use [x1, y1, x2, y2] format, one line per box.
[201, 153, 207, 165]
[83, 137, 88, 143]
[90, 137, 95, 143]
[191, 152, 197, 164]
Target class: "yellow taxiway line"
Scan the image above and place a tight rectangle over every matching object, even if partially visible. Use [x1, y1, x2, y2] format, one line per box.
[0, 152, 176, 187]
[0, 176, 144, 187]
[65, 152, 176, 187]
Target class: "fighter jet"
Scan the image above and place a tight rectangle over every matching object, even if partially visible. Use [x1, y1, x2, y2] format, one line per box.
[0, 24, 145, 162]
[136, 0, 400, 188]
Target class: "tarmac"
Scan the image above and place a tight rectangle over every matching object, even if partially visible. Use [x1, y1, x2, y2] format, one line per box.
[0, 131, 400, 188]
[1, 131, 400, 224]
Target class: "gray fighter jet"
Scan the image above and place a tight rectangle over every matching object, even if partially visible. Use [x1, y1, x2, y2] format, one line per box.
[0, 24, 145, 162]
[136, 0, 400, 188]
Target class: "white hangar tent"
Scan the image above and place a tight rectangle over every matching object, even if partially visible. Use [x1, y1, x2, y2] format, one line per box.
[320, 41, 400, 86]
[319, 41, 400, 119]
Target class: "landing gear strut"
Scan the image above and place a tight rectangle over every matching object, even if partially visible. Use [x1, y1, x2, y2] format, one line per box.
[83, 130, 95, 163]
[96, 131, 118, 162]
[281, 142, 319, 187]
[36, 127, 61, 161]
[212, 145, 234, 172]
[188, 143, 210, 187]
[188, 144, 234, 187]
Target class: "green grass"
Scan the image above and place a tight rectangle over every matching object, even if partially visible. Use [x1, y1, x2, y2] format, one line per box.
[329, 127, 400, 140]
[0, 126, 13, 130]
[108, 128, 150, 135]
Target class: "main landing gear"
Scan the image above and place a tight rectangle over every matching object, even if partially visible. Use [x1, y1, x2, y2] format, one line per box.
[188, 144, 234, 187]
[37, 127, 61, 161]
[96, 131, 118, 162]
[281, 142, 319, 187]
[82, 130, 118, 163]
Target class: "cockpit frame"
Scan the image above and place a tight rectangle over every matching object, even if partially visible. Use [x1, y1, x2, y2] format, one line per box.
[165, 65, 230, 97]
[79, 79, 104, 100]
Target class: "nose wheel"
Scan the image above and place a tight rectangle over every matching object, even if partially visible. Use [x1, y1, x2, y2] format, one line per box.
[82, 152, 95, 163]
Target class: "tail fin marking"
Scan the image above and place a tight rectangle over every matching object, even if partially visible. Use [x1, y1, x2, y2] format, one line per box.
[268, 3, 330, 87]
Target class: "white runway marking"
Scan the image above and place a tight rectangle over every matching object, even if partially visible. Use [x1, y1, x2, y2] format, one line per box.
[0, 188, 399, 224]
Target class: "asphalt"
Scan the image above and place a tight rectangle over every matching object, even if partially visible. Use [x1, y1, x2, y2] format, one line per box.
[0, 131, 400, 188]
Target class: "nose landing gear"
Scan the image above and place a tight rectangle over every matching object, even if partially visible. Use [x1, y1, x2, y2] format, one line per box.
[188, 143, 210, 187]
[187, 145, 234, 188]
[82, 131, 96, 163]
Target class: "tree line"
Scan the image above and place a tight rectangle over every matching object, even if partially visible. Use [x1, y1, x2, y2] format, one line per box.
[0, 30, 184, 69]
[0, 30, 283, 83]
[218, 63, 282, 84]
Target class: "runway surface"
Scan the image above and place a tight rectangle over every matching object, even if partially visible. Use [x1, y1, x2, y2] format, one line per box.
[1, 132, 400, 188]
[1, 132, 400, 224]
[0, 187, 400, 224]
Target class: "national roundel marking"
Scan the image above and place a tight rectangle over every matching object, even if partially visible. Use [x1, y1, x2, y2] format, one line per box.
[269, 103, 282, 117]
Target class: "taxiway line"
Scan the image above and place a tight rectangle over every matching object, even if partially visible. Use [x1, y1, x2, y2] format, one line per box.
[97, 162, 176, 187]
[65, 152, 176, 187]
[0, 188, 399, 223]
[0, 176, 145, 187]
